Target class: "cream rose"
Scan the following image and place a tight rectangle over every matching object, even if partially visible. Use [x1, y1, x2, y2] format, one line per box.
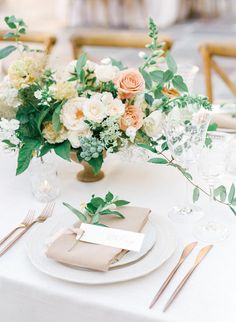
[42, 122, 68, 144]
[94, 64, 118, 82]
[115, 69, 145, 99]
[60, 97, 87, 131]
[83, 98, 107, 123]
[143, 110, 163, 137]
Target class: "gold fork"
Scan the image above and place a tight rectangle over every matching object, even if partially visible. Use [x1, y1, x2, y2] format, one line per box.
[0, 203, 55, 257]
[0, 210, 35, 246]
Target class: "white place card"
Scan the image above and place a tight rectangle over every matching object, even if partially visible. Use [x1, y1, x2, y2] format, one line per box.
[80, 223, 145, 252]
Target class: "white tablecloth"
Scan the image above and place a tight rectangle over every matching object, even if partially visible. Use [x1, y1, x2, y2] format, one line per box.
[0, 147, 236, 322]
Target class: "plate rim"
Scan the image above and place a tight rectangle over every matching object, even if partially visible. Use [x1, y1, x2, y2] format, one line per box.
[26, 215, 178, 285]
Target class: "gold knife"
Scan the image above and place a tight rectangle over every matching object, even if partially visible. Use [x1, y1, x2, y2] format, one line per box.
[149, 241, 198, 309]
[163, 244, 213, 312]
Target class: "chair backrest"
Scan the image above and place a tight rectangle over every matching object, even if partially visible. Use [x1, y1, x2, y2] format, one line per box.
[199, 42, 236, 103]
[70, 31, 173, 59]
[0, 31, 57, 54]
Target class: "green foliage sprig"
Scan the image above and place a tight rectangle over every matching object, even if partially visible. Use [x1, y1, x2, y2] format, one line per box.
[0, 16, 27, 60]
[63, 192, 130, 226]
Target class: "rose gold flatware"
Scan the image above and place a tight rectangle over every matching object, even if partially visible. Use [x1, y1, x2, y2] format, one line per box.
[149, 241, 198, 309]
[0, 203, 55, 257]
[163, 244, 213, 312]
[0, 210, 35, 246]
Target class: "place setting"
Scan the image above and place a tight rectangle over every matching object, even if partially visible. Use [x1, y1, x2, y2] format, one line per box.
[0, 4, 236, 322]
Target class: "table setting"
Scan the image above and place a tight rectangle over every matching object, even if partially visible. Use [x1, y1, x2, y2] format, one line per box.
[0, 15, 236, 322]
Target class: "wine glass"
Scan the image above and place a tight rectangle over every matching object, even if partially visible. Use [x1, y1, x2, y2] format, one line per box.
[163, 107, 211, 223]
[177, 63, 199, 94]
[193, 131, 230, 243]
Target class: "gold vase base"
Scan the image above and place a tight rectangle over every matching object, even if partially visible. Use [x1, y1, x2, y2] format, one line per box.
[76, 170, 104, 183]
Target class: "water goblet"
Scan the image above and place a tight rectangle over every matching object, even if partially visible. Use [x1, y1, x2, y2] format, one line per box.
[193, 131, 230, 243]
[163, 108, 211, 223]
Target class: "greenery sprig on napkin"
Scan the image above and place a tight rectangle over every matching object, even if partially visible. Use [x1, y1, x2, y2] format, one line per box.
[63, 192, 130, 226]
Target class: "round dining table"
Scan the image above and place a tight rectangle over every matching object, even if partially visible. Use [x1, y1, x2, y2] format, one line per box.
[0, 146, 236, 322]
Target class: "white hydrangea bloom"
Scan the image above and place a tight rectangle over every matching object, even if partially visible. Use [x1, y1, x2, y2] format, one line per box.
[0, 77, 20, 109]
[0, 118, 20, 145]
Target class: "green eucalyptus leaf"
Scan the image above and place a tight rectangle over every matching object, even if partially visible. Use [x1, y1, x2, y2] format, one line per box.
[0, 45, 17, 59]
[208, 123, 218, 131]
[144, 93, 154, 106]
[228, 183, 235, 204]
[100, 209, 125, 218]
[63, 202, 87, 222]
[150, 70, 164, 83]
[139, 68, 152, 90]
[3, 31, 16, 39]
[91, 197, 105, 208]
[229, 206, 236, 216]
[163, 70, 173, 83]
[172, 75, 188, 93]
[137, 143, 156, 154]
[76, 53, 87, 77]
[148, 157, 168, 164]
[193, 187, 200, 203]
[166, 51, 177, 73]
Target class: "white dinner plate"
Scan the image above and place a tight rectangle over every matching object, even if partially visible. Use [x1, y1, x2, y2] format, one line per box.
[26, 215, 177, 285]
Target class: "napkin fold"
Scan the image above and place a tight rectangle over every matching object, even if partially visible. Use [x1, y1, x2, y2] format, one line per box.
[46, 206, 150, 272]
[211, 113, 236, 129]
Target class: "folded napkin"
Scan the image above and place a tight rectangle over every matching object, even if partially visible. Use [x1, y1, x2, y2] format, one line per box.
[212, 113, 236, 129]
[46, 206, 150, 272]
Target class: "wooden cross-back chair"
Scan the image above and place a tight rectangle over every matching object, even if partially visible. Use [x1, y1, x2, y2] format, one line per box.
[71, 31, 173, 59]
[199, 42, 236, 103]
[0, 31, 57, 54]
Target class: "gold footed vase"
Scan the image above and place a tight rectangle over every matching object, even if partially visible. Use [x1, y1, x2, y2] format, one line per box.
[70, 152, 104, 183]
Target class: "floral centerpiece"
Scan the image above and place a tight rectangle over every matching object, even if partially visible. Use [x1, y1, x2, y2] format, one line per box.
[0, 16, 209, 179]
[1, 16, 236, 215]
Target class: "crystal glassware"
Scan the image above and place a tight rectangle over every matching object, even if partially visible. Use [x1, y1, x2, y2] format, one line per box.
[177, 63, 199, 94]
[30, 158, 60, 202]
[163, 107, 211, 223]
[193, 131, 230, 243]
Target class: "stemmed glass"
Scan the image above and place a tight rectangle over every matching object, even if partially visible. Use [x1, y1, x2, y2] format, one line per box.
[163, 107, 211, 223]
[193, 131, 230, 243]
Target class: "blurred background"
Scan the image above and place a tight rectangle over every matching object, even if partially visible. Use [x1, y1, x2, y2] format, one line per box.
[0, 0, 235, 101]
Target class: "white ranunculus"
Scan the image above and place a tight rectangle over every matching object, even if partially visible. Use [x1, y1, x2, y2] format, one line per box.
[83, 98, 107, 123]
[107, 98, 125, 117]
[143, 110, 163, 137]
[68, 127, 92, 148]
[94, 64, 117, 82]
[60, 97, 87, 131]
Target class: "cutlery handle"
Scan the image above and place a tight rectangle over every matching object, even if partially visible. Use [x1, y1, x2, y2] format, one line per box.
[0, 223, 35, 257]
[163, 267, 195, 312]
[149, 261, 182, 309]
[0, 227, 19, 246]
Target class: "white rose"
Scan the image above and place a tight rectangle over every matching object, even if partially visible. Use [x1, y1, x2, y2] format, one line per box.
[60, 97, 87, 131]
[83, 98, 107, 123]
[143, 110, 163, 137]
[100, 92, 113, 105]
[134, 94, 148, 112]
[68, 126, 92, 148]
[85, 60, 97, 72]
[100, 57, 111, 65]
[95, 64, 117, 82]
[107, 98, 125, 117]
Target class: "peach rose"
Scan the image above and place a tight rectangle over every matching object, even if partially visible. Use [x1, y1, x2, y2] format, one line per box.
[115, 69, 145, 99]
[162, 87, 180, 98]
[119, 105, 143, 131]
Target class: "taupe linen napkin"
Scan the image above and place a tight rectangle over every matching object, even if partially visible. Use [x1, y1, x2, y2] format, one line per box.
[212, 113, 236, 129]
[46, 206, 150, 272]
